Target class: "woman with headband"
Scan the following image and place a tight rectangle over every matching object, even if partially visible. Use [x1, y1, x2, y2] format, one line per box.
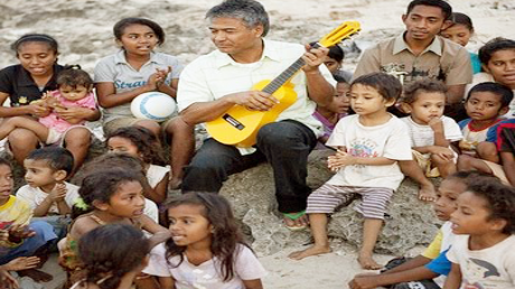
[0, 34, 100, 171]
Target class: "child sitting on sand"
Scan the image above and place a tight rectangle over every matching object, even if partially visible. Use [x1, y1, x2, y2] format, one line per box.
[444, 180, 515, 288]
[16, 147, 79, 240]
[348, 172, 499, 289]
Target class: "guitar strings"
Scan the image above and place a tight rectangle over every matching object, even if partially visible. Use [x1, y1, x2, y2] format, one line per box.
[263, 58, 306, 94]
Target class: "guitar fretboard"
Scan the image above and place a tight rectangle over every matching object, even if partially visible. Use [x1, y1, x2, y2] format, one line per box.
[261, 43, 321, 95]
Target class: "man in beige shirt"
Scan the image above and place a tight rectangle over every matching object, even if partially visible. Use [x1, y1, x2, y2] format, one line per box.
[354, 0, 472, 107]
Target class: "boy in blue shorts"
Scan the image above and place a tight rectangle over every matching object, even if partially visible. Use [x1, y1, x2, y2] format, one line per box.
[16, 147, 79, 239]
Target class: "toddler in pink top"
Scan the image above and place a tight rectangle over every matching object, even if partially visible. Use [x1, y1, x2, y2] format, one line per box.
[0, 65, 97, 145]
[39, 88, 95, 135]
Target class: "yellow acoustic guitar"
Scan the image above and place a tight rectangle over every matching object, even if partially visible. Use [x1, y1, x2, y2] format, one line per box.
[206, 21, 361, 148]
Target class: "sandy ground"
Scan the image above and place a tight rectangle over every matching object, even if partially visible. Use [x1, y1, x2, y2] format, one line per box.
[36, 245, 409, 289]
[1, 0, 515, 288]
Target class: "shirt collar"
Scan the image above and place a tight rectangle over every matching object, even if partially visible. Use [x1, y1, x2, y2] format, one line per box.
[18, 64, 61, 87]
[0, 196, 15, 210]
[392, 33, 442, 56]
[17, 66, 37, 86]
[214, 38, 281, 68]
[114, 49, 159, 65]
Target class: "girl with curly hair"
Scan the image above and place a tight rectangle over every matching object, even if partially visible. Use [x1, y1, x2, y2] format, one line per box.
[106, 126, 168, 204]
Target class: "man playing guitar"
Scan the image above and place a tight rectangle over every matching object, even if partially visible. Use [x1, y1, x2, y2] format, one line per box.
[177, 0, 336, 230]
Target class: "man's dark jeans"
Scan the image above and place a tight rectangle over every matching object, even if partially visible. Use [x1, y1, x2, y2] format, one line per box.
[182, 120, 317, 213]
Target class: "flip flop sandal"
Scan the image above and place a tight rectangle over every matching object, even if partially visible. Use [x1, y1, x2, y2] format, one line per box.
[282, 210, 308, 231]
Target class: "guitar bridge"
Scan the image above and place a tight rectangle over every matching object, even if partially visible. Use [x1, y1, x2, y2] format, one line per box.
[222, 114, 245, 130]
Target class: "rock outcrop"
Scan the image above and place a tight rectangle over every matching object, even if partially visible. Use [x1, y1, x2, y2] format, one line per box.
[220, 149, 440, 256]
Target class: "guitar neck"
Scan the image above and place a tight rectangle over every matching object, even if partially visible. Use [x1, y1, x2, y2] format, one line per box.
[261, 58, 304, 94]
[261, 43, 322, 95]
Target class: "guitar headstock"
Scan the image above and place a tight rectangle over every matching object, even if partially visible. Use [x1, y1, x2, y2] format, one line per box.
[318, 20, 361, 48]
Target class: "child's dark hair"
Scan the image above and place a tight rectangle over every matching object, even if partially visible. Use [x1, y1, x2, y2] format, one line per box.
[406, 0, 452, 20]
[57, 65, 93, 90]
[165, 192, 248, 282]
[74, 153, 147, 185]
[351, 72, 403, 102]
[466, 82, 514, 108]
[478, 37, 515, 66]
[79, 224, 150, 289]
[333, 73, 349, 84]
[0, 158, 11, 169]
[309, 42, 344, 63]
[113, 18, 165, 46]
[448, 12, 474, 32]
[106, 126, 166, 166]
[328, 45, 344, 63]
[26, 147, 74, 176]
[465, 179, 515, 234]
[72, 154, 152, 215]
[402, 79, 447, 104]
[10, 34, 59, 57]
[76, 168, 142, 215]
[446, 171, 502, 187]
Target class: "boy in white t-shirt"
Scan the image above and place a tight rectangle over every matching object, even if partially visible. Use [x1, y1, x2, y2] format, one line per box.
[16, 147, 79, 238]
[444, 180, 515, 289]
[400, 80, 463, 201]
[289, 73, 412, 270]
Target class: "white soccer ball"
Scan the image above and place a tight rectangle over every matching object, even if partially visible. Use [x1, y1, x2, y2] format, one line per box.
[130, 92, 177, 122]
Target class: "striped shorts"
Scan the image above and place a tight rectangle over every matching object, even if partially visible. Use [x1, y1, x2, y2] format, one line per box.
[306, 183, 394, 220]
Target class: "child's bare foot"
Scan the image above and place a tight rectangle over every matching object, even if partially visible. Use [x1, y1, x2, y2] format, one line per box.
[18, 269, 53, 282]
[288, 245, 331, 260]
[357, 252, 382, 270]
[418, 183, 436, 202]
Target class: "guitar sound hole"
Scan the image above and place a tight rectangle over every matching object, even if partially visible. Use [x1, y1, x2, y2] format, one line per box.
[222, 114, 245, 130]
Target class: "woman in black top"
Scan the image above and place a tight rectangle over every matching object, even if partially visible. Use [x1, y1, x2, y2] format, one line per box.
[0, 34, 100, 171]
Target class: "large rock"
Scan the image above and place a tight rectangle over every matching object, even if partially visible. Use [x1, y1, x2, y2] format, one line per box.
[220, 149, 439, 256]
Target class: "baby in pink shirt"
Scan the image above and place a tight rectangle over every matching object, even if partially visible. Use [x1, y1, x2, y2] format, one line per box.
[39, 88, 96, 140]
[0, 65, 97, 145]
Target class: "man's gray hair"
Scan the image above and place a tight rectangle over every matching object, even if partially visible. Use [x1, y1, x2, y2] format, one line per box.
[206, 0, 270, 37]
